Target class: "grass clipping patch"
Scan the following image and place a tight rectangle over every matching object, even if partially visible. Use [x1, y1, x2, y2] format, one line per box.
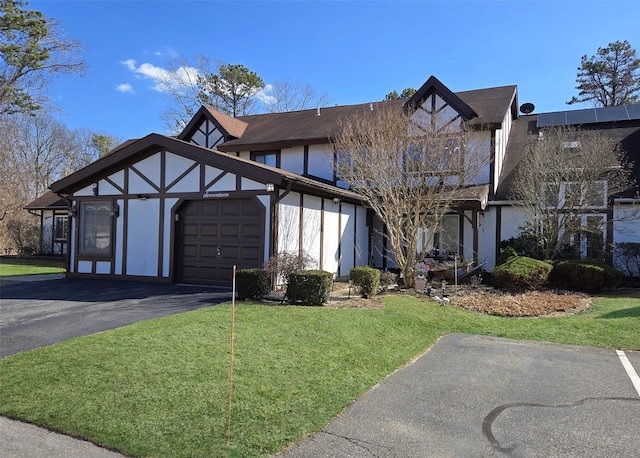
[451, 289, 592, 317]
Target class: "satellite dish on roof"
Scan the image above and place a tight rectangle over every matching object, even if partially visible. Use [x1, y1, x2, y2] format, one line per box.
[520, 102, 535, 114]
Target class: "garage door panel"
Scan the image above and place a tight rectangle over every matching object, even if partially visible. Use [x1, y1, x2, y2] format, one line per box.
[177, 198, 264, 286]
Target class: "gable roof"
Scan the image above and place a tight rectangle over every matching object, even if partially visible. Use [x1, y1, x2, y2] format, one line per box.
[217, 80, 517, 152]
[49, 133, 364, 203]
[496, 111, 640, 201]
[24, 190, 69, 210]
[178, 105, 248, 142]
[405, 75, 478, 120]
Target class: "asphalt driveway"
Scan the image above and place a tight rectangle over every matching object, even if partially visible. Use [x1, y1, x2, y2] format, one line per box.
[0, 278, 232, 359]
[278, 334, 640, 457]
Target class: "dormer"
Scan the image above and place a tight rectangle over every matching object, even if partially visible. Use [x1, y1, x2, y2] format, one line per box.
[178, 106, 248, 150]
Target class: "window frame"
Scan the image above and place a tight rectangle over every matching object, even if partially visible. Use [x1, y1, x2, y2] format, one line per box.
[77, 200, 115, 257]
[53, 214, 68, 241]
[250, 150, 280, 168]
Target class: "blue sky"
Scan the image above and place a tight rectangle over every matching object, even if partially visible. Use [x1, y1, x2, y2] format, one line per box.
[31, 0, 640, 141]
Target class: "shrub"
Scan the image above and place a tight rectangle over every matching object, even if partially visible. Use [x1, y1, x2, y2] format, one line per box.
[379, 270, 397, 289]
[496, 246, 518, 266]
[549, 260, 623, 292]
[493, 256, 552, 290]
[236, 268, 271, 300]
[287, 270, 333, 305]
[264, 251, 316, 285]
[350, 266, 381, 298]
[615, 242, 640, 277]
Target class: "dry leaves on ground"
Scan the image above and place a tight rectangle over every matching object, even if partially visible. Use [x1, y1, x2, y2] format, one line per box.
[327, 287, 593, 317]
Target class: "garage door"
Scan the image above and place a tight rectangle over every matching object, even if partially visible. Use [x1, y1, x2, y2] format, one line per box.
[176, 198, 264, 286]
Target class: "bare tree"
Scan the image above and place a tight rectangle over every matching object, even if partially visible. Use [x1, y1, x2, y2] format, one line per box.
[510, 126, 637, 260]
[333, 105, 487, 286]
[0, 113, 104, 251]
[0, 0, 86, 115]
[262, 80, 331, 113]
[157, 55, 223, 133]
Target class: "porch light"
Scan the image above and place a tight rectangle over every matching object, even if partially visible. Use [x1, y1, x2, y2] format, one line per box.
[265, 183, 275, 192]
[108, 206, 119, 217]
[68, 206, 77, 217]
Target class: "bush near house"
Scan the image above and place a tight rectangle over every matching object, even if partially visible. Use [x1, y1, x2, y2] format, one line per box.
[496, 246, 518, 266]
[493, 256, 553, 290]
[549, 260, 623, 292]
[350, 266, 381, 298]
[236, 268, 271, 299]
[287, 270, 333, 305]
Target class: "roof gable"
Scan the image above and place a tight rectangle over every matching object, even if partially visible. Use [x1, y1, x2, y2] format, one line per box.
[178, 106, 248, 144]
[405, 75, 478, 120]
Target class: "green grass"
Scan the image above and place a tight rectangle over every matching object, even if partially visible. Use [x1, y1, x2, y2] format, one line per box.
[0, 256, 65, 277]
[1, 292, 639, 457]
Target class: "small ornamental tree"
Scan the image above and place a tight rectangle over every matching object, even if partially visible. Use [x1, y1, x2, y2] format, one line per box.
[333, 105, 487, 287]
[510, 125, 637, 260]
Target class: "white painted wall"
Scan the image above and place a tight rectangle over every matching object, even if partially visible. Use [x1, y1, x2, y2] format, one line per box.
[114, 198, 124, 275]
[355, 206, 368, 266]
[301, 195, 322, 269]
[281, 146, 304, 174]
[278, 192, 301, 254]
[322, 200, 340, 274]
[163, 198, 179, 278]
[613, 204, 640, 275]
[340, 203, 356, 276]
[126, 198, 160, 276]
[307, 145, 334, 182]
[477, 208, 497, 269]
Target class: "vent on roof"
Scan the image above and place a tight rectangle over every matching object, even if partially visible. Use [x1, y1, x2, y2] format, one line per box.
[369, 103, 374, 111]
[316, 107, 321, 116]
[520, 102, 535, 114]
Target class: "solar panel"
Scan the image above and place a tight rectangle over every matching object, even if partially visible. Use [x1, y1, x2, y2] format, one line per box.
[594, 105, 628, 123]
[537, 104, 640, 127]
[537, 111, 566, 127]
[566, 109, 597, 125]
[625, 104, 640, 120]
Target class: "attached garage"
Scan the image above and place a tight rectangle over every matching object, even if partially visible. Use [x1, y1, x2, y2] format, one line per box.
[175, 198, 264, 286]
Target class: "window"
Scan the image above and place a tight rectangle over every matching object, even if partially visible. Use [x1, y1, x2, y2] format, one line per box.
[542, 180, 607, 209]
[79, 201, 113, 255]
[251, 150, 279, 168]
[417, 214, 460, 257]
[53, 215, 68, 241]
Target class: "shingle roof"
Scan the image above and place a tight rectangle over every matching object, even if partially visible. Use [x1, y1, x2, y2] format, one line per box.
[24, 190, 69, 210]
[217, 84, 517, 152]
[496, 113, 640, 200]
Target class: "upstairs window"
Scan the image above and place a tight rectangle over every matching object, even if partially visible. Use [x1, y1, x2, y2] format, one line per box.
[542, 180, 607, 209]
[251, 150, 279, 168]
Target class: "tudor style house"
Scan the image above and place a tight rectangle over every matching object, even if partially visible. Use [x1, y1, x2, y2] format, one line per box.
[30, 75, 640, 285]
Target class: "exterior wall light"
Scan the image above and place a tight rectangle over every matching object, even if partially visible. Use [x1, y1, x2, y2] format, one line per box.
[68, 206, 77, 217]
[265, 183, 275, 192]
[332, 197, 341, 204]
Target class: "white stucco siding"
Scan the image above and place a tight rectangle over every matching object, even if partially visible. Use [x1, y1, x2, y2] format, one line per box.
[163, 198, 179, 278]
[168, 167, 200, 193]
[256, 195, 271, 264]
[208, 172, 236, 192]
[340, 203, 356, 276]
[132, 153, 162, 187]
[126, 199, 160, 276]
[98, 178, 122, 196]
[500, 206, 527, 241]
[301, 195, 322, 269]
[128, 169, 157, 195]
[281, 146, 304, 174]
[467, 132, 491, 185]
[241, 178, 263, 191]
[322, 200, 340, 274]
[307, 145, 334, 182]
[278, 192, 301, 254]
[355, 206, 368, 267]
[96, 261, 110, 274]
[114, 198, 124, 275]
[493, 109, 513, 193]
[165, 152, 196, 187]
[613, 204, 640, 275]
[477, 208, 497, 270]
[462, 210, 474, 262]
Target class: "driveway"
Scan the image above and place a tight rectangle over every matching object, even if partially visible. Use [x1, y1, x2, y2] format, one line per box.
[0, 278, 232, 359]
[278, 334, 640, 457]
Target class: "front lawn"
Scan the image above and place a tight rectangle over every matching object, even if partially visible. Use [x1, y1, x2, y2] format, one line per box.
[0, 292, 638, 457]
[0, 256, 66, 277]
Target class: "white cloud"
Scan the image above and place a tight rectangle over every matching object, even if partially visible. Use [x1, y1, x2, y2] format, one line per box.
[116, 83, 134, 94]
[121, 58, 201, 93]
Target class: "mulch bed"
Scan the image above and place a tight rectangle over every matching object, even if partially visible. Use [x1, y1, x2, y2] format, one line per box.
[327, 286, 593, 317]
